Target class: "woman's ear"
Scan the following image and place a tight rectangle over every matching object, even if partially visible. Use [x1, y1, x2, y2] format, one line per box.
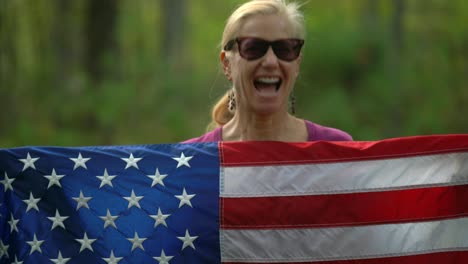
[295, 54, 302, 78]
[220, 51, 232, 81]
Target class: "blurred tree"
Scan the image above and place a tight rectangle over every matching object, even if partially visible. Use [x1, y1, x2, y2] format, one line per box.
[0, 0, 14, 143]
[0, 0, 466, 147]
[54, 0, 71, 87]
[392, 0, 405, 51]
[160, 0, 187, 68]
[363, 0, 379, 28]
[86, 0, 117, 83]
[386, 0, 406, 136]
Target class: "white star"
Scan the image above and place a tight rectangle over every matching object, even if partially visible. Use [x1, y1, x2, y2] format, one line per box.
[50, 251, 71, 264]
[27, 234, 44, 254]
[72, 190, 92, 210]
[121, 153, 142, 169]
[70, 152, 91, 170]
[175, 188, 196, 208]
[44, 168, 65, 189]
[127, 232, 147, 252]
[100, 209, 119, 229]
[102, 250, 123, 264]
[97, 168, 117, 188]
[75, 232, 96, 252]
[124, 189, 143, 209]
[0, 240, 9, 258]
[23, 192, 41, 212]
[177, 229, 198, 250]
[154, 249, 174, 264]
[47, 209, 69, 230]
[1, 172, 15, 192]
[172, 152, 193, 168]
[12, 255, 23, 264]
[147, 168, 168, 187]
[8, 213, 19, 233]
[150, 208, 170, 228]
[19, 152, 39, 171]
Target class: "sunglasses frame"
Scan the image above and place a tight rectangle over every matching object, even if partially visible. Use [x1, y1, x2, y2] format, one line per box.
[224, 37, 304, 62]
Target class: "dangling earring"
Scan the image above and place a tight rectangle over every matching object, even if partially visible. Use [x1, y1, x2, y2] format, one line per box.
[289, 93, 296, 115]
[228, 89, 236, 113]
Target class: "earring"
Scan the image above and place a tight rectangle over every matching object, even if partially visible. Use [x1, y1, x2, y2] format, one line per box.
[226, 72, 232, 81]
[228, 89, 236, 112]
[289, 93, 296, 115]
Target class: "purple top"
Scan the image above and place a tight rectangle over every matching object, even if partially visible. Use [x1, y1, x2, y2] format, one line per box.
[183, 120, 352, 143]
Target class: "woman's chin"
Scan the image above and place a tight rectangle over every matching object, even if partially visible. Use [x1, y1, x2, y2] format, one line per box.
[250, 104, 284, 116]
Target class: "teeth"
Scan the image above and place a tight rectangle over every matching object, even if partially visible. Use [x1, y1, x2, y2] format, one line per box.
[256, 77, 280, 84]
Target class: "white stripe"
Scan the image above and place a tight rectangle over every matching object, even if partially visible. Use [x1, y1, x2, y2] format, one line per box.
[220, 217, 468, 262]
[221, 152, 468, 197]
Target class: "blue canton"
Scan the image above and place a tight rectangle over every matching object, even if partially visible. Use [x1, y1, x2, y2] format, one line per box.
[0, 143, 220, 263]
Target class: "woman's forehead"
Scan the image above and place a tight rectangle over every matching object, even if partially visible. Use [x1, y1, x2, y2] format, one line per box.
[238, 14, 296, 39]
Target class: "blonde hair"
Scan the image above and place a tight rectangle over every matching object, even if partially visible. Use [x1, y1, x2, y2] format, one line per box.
[208, 0, 305, 131]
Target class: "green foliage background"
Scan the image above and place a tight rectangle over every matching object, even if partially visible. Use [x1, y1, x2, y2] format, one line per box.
[1, 0, 467, 147]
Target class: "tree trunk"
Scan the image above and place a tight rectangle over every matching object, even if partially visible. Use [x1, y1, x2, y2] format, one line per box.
[363, 0, 379, 33]
[392, 0, 405, 52]
[54, 0, 72, 89]
[160, 0, 187, 68]
[85, 0, 117, 83]
[0, 0, 17, 132]
[387, 0, 406, 137]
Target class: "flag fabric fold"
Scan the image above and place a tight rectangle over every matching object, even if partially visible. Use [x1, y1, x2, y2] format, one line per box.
[219, 135, 468, 264]
[1, 134, 468, 263]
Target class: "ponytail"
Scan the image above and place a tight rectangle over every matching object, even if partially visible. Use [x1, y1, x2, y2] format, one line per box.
[207, 90, 234, 131]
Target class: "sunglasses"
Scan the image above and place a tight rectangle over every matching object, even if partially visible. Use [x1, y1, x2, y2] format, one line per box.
[224, 37, 304, 62]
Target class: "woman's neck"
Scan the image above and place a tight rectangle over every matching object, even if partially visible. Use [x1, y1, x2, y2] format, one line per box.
[222, 110, 307, 142]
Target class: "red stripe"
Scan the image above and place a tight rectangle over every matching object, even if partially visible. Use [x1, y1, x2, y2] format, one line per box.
[221, 185, 468, 229]
[222, 250, 468, 264]
[220, 134, 468, 166]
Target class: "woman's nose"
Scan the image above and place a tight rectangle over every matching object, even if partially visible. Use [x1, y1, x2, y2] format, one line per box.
[261, 47, 280, 67]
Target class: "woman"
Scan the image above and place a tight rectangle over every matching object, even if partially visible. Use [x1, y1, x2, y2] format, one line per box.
[185, 0, 351, 143]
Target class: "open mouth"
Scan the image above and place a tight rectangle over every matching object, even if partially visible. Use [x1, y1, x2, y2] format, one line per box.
[254, 77, 282, 94]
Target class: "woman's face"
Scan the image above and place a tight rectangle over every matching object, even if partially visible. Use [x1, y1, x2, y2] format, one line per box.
[222, 13, 302, 116]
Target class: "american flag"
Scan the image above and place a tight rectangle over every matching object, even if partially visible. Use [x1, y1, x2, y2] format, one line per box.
[1, 135, 468, 263]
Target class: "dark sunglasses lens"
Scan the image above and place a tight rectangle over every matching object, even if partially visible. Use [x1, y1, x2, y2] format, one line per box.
[273, 40, 301, 61]
[238, 39, 269, 60]
[237, 38, 303, 61]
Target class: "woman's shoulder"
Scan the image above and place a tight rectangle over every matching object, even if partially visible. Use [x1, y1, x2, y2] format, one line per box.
[182, 127, 223, 143]
[304, 120, 353, 141]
